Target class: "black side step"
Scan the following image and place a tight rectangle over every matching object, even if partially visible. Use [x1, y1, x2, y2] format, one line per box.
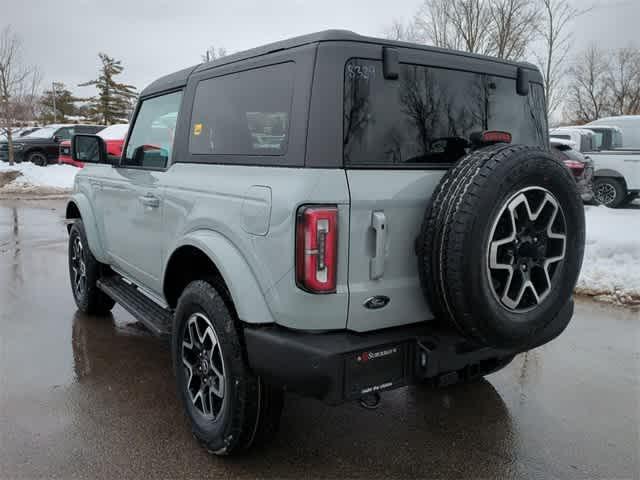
[98, 276, 172, 338]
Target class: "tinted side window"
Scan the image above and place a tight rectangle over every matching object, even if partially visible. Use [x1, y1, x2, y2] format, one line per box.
[55, 127, 74, 140]
[344, 60, 548, 167]
[189, 63, 294, 156]
[123, 91, 182, 169]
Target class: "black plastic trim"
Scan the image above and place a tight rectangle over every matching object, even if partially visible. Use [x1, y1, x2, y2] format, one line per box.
[244, 299, 574, 404]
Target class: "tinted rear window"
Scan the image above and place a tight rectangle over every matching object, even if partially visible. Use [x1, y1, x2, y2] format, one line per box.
[189, 63, 294, 156]
[344, 60, 547, 167]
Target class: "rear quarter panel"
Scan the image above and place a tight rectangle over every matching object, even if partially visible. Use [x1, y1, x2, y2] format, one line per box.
[160, 164, 351, 330]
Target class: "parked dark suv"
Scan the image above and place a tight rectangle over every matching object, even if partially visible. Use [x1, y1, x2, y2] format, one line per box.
[0, 124, 104, 166]
[65, 30, 585, 456]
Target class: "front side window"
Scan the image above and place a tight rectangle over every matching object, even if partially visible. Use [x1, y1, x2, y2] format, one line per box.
[189, 63, 294, 156]
[123, 91, 182, 168]
[612, 130, 623, 148]
[344, 60, 547, 167]
[592, 131, 604, 150]
[55, 127, 74, 141]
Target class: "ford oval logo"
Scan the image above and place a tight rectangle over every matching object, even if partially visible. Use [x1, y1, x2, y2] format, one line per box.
[363, 296, 390, 310]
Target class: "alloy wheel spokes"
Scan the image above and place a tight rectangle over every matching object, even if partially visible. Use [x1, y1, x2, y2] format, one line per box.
[181, 313, 225, 419]
[487, 187, 567, 312]
[596, 183, 616, 205]
[71, 236, 87, 297]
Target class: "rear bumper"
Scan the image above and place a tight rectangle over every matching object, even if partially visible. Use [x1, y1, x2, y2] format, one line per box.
[245, 300, 573, 404]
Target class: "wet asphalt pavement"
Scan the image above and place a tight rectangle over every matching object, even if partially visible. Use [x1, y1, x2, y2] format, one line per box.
[0, 199, 638, 479]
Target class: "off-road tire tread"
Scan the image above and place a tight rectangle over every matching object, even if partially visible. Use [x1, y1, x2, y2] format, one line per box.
[419, 144, 584, 346]
[174, 280, 283, 456]
[68, 220, 115, 315]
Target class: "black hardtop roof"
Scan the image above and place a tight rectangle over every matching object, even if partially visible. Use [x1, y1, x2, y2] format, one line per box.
[140, 29, 540, 97]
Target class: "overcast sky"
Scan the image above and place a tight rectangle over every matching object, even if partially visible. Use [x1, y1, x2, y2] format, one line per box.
[2, 0, 639, 97]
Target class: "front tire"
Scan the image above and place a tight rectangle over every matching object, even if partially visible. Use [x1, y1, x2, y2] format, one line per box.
[68, 220, 115, 314]
[27, 151, 48, 167]
[172, 280, 283, 455]
[593, 177, 626, 208]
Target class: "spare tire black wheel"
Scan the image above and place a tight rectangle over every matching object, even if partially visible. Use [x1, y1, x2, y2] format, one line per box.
[418, 144, 585, 348]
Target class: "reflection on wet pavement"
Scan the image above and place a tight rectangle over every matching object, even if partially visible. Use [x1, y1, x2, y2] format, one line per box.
[1, 199, 638, 479]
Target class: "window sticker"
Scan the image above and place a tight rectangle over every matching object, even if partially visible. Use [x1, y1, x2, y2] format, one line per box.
[193, 123, 203, 136]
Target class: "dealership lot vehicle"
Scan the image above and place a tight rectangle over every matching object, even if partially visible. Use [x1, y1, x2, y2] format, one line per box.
[579, 126, 639, 207]
[549, 127, 597, 153]
[0, 124, 104, 166]
[550, 138, 594, 199]
[550, 124, 639, 207]
[59, 123, 129, 167]
[65, 30, 585, 455]
[587, 115, 640, 149]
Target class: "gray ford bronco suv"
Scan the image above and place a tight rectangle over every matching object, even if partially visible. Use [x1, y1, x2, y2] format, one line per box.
[66, 30, 585, 455]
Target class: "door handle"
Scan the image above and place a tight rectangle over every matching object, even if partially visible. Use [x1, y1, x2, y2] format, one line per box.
[370, 211, 387, 280]
[138, 193, 160, 208]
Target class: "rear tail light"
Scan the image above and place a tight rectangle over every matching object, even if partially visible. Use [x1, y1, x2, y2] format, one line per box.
[563, 160, 585, 176]
[295, 206, 338, 293]
[470, 130, 512, 147]
[481, 131, 512, 144]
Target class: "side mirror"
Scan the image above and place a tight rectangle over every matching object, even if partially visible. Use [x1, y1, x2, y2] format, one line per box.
[53, 135, 61, 143]
[72, 134, 107, 164]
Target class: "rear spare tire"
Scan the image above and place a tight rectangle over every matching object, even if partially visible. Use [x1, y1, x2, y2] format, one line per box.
[418, 144, 585, 348]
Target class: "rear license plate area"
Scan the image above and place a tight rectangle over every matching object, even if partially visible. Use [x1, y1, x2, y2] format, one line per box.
[344, 343, 409, 399]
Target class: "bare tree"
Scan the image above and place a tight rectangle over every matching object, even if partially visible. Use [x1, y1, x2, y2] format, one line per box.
[413, 0, 462, 50]
[606, 46, 640, 116]
[447, 0, 494, 54]
[534, 0, 582, 117]
[0, 26, 40, 165]
[397, 0, 539, 60]
[565, 46, 610, 123]
[385, 19, 422, 42]
[202, 46, 228, 63]
[489, 0, 540, 60]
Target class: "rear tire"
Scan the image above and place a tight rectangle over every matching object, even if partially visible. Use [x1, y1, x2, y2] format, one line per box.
[593, 177, 626, 208]
[172, 280, 283, 456]
[68, 220, 115, 315]
[418, 145, 585, 348]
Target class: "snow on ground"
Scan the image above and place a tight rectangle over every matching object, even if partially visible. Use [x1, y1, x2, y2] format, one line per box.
[577, 204, 640, 305]
[0, 161, 78, 194]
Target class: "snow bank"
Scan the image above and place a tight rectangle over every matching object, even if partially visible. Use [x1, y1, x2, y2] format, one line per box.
[577, 205, 640, 305]
[0, 161, 78, 193]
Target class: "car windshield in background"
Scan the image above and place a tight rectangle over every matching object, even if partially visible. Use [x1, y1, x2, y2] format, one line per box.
[24, 126, 58, 139]
[98, 124, 129, 140]
[343, 60, 547, 167]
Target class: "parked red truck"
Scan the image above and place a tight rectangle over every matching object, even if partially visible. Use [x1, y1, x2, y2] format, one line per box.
[59, 124, 129, 167]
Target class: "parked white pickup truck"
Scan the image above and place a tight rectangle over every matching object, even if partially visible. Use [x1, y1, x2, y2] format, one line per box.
[586, 126, 639, 207]
[554, 125, 639, 207]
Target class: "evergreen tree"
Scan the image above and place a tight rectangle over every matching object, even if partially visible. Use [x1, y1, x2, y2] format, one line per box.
[39, 82, 82, 123]
[79, 53, 137, 125]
